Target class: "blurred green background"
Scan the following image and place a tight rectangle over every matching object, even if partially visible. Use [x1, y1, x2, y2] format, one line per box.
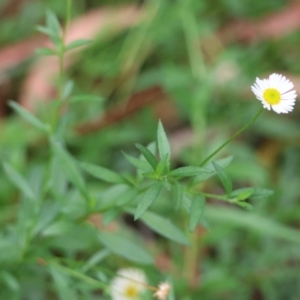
[0, 0, 299, 299]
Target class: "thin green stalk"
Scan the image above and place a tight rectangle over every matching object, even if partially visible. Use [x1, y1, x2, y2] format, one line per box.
[180, 4, 208, 164]
[57, 49, 64, 102]
[50, 262, 108, 290]
[199, 192, 228, 201]
[54, 0, 72, 131]
[65, 0, 72, 37]
[180, 7, 206, 80]
[183, 228, 200, 287]
[200, 192, 236, 203]
[200, 107, 264, 166]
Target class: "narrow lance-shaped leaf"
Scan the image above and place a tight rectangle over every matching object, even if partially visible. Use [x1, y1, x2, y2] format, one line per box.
[157, 121, 171, 164]
[135, 143, 158, 170]
[213, 162, 232, 196]
[103, 208, 120, 225]
[250, 188, 274, 200]
[1, 272, 19, 291]
[189, 194, 206, 231]
[51, 139, 89, 201]
[35, 47, 56, 56]
[70, 94, 103, 103]
[122, 151, 153, 172]
[230, 187, 273, 201]
[204, 205, 300, 245]
[36, 25, 56, 37]
[46, 11, 62, 47]
[169, 166, 213, 178]
[141, 211, 189, 245]
[172, 181, 183, 210]
[98, 232, 153, 264]
[134, 181, 163, 220]
[65, 39, 91, 51]
[155, 154, 169, 176]
[62, 80, 74, 101]
[81, 249, 110, 273]
[46, 10, 61, 34]
[80, 162, 124, 184]
[3, 162, 36, 200]
[49, 267, 77, 299]
[230, 188, 254, 201]
[192, 156, 234, 184]
[9, 101, 50, 132]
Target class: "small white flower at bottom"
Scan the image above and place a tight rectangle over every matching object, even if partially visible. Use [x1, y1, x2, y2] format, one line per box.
[153, 282, 171, 300]
[110, 268, 148, 300]
[251, 73, 297, 114]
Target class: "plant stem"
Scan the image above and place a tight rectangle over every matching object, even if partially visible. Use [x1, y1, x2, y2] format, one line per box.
[65, 0, 72, 37]
[199, 107, 264, 166]
[50, 262, 108, 290]
[54, 0, 72, 131]
[180, 4, 209, 165]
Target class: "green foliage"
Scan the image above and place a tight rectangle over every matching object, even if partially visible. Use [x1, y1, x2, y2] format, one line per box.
[140, 210, 189, 245]
[1, 1, 299, 299]
[189, 195, 206, 231]
[98, 232, 153, 264]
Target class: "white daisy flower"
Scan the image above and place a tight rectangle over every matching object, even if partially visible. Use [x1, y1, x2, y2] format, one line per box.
[110, 268, 148, 300]
[153, 282, 171, 300]
[251, 73, 297, 114]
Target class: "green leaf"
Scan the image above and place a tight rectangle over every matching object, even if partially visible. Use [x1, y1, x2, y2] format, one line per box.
[155, 154, 169, 176]
[69, 95, 103, 103]
[45, 11, 62, 47]
[251, 188, 274, 200]
[122, 152, 153, 172]
[205, 156, 234, 170]
[0, 272, 19, 291]
[42, 220, 74, 237]
[135, 143, 158, 170]
[205, 205, 300, 245]
[80, 162, 124, 184]
[116, 188, 138, 206]
[230, 187, 273, 200]
[213, 162, 232, 195]
[49, 267, 77, 300]
[35, 47, 56, 56]
[98, 232, 153, 264]
[236, 201, 253, 210]
[141, 211, 189, 245]
[9, 101, 50, 132]
[134, 181, 163, 220]
[62, 80, 74, 101]
[157, 121, 171, 162]
[51, 139, 89, 201]
[96, 185, 129, 210]
[3, 162, 36, 200]
[230, 188, 254, 201]
[169, 166, 213, 178]
[103, 208, 120, 225]
[65, 39, 91, 51]
[46, 10, 61, 36]
[172, 181, 183, 210]
[81, 249, 110, 273]
[193, 156, 234, 184]
[36, 25, 55, 37]
[189, 194, 206, 231]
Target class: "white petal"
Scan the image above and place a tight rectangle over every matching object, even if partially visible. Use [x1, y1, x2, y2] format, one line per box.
[251, 73, 297, 114]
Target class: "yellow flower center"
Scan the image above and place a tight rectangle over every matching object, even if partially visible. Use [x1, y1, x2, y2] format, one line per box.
[125, 285, 138, 298]
[263, 88, 281, 105]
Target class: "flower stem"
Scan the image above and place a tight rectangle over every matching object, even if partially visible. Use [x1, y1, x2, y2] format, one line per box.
[199, 107, 264, 166]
